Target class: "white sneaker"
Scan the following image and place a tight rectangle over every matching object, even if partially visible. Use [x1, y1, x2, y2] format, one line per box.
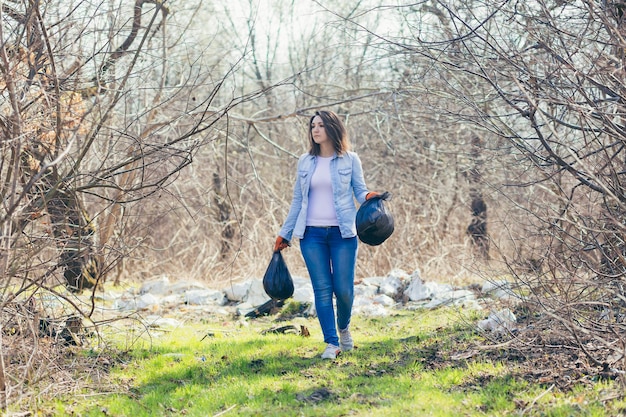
[339, 328, 353, 351]
[321, 344, 340, 359]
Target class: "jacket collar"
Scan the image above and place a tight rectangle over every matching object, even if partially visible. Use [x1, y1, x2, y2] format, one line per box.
[306, 151, 343, 160]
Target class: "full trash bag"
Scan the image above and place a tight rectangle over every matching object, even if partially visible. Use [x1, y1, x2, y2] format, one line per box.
[263, 251, 294, 300]
[356, 191, 394, 246]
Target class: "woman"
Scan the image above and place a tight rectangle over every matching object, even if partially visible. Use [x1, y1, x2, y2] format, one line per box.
[274, 110, 378, 359]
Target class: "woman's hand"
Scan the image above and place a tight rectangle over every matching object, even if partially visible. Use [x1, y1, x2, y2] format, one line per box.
[274, 236, 290, 252]
[366, 191, 391, 201]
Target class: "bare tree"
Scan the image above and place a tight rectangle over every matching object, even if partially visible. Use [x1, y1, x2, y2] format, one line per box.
[0, 0, 253, 406]
[349, 0, 626, 371]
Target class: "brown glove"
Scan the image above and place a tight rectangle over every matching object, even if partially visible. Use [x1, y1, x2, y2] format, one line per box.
[274, 236, 290, 252]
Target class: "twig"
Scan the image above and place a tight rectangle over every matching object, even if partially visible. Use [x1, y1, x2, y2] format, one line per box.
[213, 404, 237, 416]
[199, 329, 231, 342]
[520, 384, 554, 416]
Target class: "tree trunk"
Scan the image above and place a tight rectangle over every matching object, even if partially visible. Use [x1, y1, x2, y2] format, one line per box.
[33, 169, 99, 291]
[466, 134, 489, 259]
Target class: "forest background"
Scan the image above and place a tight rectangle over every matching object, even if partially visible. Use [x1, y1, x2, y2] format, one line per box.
[2, 0, 626, 409]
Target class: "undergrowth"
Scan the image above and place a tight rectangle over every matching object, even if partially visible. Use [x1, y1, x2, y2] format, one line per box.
[15, 308, 626, 416]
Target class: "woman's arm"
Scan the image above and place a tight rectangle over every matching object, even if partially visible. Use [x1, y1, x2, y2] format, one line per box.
[279, 157, 305, 241]
[351, 152, 369, 204]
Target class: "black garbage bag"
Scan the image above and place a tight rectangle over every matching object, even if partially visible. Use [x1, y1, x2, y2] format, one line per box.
[262, 251, 294, 300]
[356, 191, 394, 246]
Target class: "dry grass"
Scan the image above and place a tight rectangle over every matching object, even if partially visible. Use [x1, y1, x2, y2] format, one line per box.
[1, 322, 109, 410]
[113, 120, 489, 290]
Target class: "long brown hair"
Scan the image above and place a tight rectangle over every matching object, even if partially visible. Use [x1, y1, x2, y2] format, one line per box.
[308, 110, 350, 156]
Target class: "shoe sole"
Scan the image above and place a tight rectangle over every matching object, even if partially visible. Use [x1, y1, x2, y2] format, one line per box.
[321, 350, 341, 359]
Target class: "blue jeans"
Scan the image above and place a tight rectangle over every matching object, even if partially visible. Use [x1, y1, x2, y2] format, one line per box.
[300, 226, 358, 346]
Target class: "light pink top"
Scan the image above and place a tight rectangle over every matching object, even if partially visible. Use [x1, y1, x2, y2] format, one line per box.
[306, 156, 339, 226]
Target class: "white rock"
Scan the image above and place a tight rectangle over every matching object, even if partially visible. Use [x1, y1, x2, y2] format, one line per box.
[353, 295, 372, 307]
[423, 297, 446, 309]
[410, 268, 422, 282]
[427, 282, 455, 299]
[136, 293, 160, 310]
[185, 289, 227, 306]
[113, 296, 137, 311]
[354, 283, 379, 298]
[161, 294, 185, 306]
[404, 276, 430, 301]
[291, 276, 314, 303]
[354, 303, 389, 317]
[477, 308, 517, 334]
[293, 286, 314, 303]
[144, 316, 182, 328]
[424, 289, 475, 309]
[168, 281, 208, 294]
[379, 273, 405, 298]
[223, 280, 252, 302]
[292, 276, 310, 287]
[236, 302, 255, 317]
[361, 276, 384, 288]
[372, 294, 396, 306]
[389, 268, 411, 281]
[481, 279, 510, 293]
[405, 279, 454, 302]
[481, 279, 516, 299]
[452, 289, 476, 302]
[139, 276, 170, 295]
[245, 279, 271, 306]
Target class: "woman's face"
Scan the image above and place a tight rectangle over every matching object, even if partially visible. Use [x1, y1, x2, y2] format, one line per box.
[311, 115, 330, 146]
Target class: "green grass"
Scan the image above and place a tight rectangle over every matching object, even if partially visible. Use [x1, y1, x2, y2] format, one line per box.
[32, 308, 625, 416]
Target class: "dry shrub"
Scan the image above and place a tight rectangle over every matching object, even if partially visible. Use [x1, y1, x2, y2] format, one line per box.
[0, 300, 118, 411]
[117, 111, 485, 288]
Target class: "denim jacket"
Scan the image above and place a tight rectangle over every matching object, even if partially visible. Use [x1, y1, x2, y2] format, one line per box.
[279, 151, 369, 241]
